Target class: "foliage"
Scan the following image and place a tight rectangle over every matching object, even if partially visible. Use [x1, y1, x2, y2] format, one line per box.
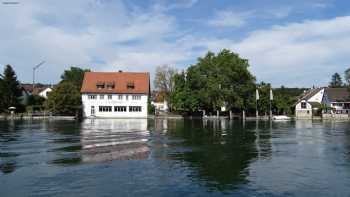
[45, 81, 82, 115]
[345, 68, 350, 86]
[154, 65, 177, 103]
[61, 67, 90, 89]
[171, 49, 256, 114]
[0, 65, 23, 112]
[329, 72, 343, 87]
[27, 95, 46, 107]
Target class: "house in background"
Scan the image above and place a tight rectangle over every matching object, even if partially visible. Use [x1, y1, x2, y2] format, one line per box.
[295, 87, 325, 119]
[80, 71, 150, 118]
[295, 87, 350, 119]
[21, 83, 54, 99]
[38, 87, 53, 99]
[151, 91, 169, 114]
[322, 88, 350, 119]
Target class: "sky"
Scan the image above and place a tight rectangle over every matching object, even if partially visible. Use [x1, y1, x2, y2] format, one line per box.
[0, 0, 350, 87]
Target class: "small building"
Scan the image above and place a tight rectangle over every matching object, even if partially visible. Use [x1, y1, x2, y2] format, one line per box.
[295, 87, 325, 119]
[38, 87, 53, 99]
[295, 87, 350, 119]
[322, 88, 350, 119]
[80, 71, 150, 118]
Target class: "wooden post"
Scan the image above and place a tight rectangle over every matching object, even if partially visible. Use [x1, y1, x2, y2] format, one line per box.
[229, 110, 232, 120]
[203, 109, 206, 118]
[242, 110, 246, 121]
[216, 110, 219, 119]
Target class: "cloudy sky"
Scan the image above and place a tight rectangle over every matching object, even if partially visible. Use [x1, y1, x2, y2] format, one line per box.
[0, 0, 349, 87]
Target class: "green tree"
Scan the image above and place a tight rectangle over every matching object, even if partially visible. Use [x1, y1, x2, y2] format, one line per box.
[171, 49, 256, 114]
[345, 68, 350, 86]
[329, 72, 343, 87]
[0, 65, 23, 112]
[61, 67, 90, 89]
[45, 81, 82, 115]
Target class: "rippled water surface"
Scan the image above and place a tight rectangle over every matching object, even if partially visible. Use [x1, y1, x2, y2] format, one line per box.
[1, 119, 350, 196]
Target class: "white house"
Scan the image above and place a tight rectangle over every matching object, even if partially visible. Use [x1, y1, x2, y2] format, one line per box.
[295, 87, 325, 118]
[295, 87, 350, 119]
[38, 87, 53, 99]
[81, 71, 150, 118]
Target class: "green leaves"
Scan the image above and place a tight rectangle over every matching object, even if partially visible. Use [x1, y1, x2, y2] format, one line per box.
[0, 65, 23, 112]
[171, 49, 256, 113]
[45, 81, 82, 115]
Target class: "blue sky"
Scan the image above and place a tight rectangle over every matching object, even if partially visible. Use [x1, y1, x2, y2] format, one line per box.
[0, 0, 350, 87]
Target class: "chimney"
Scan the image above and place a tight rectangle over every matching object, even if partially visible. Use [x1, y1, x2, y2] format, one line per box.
[118, 70, 123, 73]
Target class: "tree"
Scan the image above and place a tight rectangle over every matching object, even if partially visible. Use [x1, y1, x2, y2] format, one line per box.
[345, 68, 350, 85]
[171, 49, 256, 114]
[61, 67, 90, 89]
[0, 65, 23, 112]
[329, 73, 343, 87]
[154, 65, 177, 102]
[45, 81, 82, 115]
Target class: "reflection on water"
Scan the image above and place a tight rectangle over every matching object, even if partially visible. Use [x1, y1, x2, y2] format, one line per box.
[80, 119, 150, 162]
[1, 119, 350, 196]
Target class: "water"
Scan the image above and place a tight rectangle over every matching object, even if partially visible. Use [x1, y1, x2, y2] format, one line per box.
[1, 119, 350, 197]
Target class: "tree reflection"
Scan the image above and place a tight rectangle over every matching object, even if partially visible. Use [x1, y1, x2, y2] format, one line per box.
[163, 119, 258, 191]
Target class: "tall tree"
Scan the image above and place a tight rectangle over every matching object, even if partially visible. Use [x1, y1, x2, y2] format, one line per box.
[345, 68, 350, 85]
[61, 67, 90, 89]
[329, 72, 343, 87]
[0, 65, 22, 112]
[154, 65, 177, 102]
[171, 49, 256, 114]
[45, 81, 82, 115]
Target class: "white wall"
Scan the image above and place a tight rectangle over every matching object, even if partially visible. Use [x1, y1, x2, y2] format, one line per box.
[295, 100, 313, 118]
[308, 88, 325, 103]
[82, 93, 148, 118]
[39, 88, 52, 99]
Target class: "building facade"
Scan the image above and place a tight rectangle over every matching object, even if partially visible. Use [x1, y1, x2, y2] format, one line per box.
[81, 71, 150, 118]
[295, 87, 350, 119]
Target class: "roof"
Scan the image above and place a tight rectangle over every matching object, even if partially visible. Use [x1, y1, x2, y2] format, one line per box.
[80, 72, 150, 94]
[297, 87, 323, 102]
[20, 83, 54, 94]
[325, 87, 350, 102]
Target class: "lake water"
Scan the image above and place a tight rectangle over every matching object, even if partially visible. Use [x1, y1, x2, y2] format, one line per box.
[1, 119, 350, 197]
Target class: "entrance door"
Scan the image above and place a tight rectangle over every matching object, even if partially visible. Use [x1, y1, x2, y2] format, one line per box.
[91, 106, 95, 116]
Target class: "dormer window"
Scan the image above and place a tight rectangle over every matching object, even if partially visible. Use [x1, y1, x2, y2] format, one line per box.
[127, 82, 135, 89]
[106, 82, 115, 90]
[96, 82, 105, 89]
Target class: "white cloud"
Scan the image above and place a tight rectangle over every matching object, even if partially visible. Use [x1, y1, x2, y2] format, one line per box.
[0, 0, 187, 83]
[232, 16, 350, 87]
[208, 10, 253, 28]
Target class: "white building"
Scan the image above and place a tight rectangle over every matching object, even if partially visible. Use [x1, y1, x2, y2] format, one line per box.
[295, 88, 325, 118]
[295, 87, 350, 119]
[81, 71, 150, 118]
[38, 87, 53, 99]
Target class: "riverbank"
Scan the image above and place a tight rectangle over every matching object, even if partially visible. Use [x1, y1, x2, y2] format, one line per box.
[0, 115, 76, 120]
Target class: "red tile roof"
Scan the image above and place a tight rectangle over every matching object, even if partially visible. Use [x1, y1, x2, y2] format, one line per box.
[80, 72, 150, 94]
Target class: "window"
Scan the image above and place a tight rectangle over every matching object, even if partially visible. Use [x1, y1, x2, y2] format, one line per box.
[118, 95, 123, 100]
[301, 102, 307, 109]
[100, 95, 104, 99]
[108, 95, 112, 100]
[114, 106, 127, 112]
[126, 95, 129, 100]
[99, 106, 112, 112]
[132, 95, 141, 100]
[106, 82, 115, 90]
[96, 82, 105, 89]
[88, 95, 97, 100]
[129, 106, 142, 112]
[127, 82, 135, 89]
